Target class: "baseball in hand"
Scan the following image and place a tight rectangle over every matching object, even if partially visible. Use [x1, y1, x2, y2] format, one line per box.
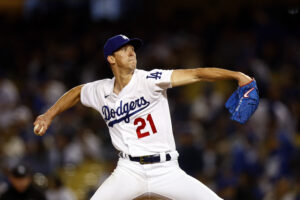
[34, 124, 44, 136]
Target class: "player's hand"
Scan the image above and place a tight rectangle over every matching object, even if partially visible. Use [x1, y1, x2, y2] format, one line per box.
[237, 72, 252, 86]
[33, 113, 52, 136]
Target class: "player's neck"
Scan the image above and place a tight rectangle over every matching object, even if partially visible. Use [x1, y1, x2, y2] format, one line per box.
[112, 67, 135, 95]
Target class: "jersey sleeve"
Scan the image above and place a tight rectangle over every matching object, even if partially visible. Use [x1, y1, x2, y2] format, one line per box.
[145, 69, 173, 92]
[80, 80, 102, 110]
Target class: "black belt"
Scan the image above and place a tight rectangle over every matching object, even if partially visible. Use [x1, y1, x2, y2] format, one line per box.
[125, 154, 171, 164]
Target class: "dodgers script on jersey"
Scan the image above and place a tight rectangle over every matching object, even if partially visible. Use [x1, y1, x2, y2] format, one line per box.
[80, 69, 176, 156]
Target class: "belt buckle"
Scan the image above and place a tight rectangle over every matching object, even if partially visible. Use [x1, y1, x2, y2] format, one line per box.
[140, 155, 151, 164]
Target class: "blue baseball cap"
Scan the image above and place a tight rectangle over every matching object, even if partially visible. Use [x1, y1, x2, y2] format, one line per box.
[103, 34, 143, 60]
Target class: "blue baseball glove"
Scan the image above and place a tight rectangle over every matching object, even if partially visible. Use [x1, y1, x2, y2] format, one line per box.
[225, 79, 259, 124]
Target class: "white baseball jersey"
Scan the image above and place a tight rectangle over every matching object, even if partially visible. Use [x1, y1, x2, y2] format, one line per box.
[80, 69, 176, 156]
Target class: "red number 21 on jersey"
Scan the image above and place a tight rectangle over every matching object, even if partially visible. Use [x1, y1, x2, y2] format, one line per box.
[134, 114, 157, 139]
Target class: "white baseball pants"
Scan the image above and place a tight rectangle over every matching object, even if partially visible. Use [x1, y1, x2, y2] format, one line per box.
[90, 155, 223, 200]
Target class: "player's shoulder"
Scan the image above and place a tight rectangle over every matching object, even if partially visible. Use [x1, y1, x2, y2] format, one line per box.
[135, 68, 148, 76]
[136, 68, 169, 79]
[136, 68, 163, 73]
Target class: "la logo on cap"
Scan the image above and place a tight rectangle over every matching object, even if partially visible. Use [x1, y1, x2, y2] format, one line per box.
[120, 35, 129, 40]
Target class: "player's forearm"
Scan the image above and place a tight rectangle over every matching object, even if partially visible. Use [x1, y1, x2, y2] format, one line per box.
[45, 85, 83, 119]
[195, 68, 252, 86]
[171, 68, 251, 87]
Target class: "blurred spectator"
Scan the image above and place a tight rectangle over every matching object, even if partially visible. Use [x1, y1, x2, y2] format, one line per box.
[263, 177, 297, 200]
[55, 132, 84, 166]
[0, 163, 46, 200]
[177, 129, 203, 177]
[190, 83, 224, 124]
[90, 0, 121, 21]
[78, 128, 104, 161]
[46, 175, 76, 200]
[0, 77, 20, 129]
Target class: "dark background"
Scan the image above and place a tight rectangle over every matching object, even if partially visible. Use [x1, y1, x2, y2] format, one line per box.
[0, 0, 299, 199]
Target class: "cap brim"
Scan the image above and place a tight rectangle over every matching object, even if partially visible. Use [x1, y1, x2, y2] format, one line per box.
[126, 38, 143, 50]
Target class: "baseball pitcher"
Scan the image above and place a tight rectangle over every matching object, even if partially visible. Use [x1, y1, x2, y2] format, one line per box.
[34, 34, 255, 200]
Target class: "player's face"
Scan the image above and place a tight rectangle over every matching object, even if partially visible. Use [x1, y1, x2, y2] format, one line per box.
[113, 44, 137, 70]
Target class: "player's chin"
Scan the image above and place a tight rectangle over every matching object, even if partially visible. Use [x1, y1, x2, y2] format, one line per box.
[129, 59, 136, 65]
[128, 62, 137, 69]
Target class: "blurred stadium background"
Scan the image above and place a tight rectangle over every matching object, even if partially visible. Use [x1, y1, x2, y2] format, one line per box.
[0, 0, 299, 199]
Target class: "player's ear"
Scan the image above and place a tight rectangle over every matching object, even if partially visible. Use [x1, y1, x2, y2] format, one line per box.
[107, 55, 115, 64]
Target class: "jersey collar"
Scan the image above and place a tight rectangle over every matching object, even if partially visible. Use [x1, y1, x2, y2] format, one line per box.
[110, 69, 137, 98]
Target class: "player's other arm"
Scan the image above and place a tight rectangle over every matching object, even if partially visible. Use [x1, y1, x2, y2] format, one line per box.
[33, 85, 83, 136]
[171, 68, 252, 87]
